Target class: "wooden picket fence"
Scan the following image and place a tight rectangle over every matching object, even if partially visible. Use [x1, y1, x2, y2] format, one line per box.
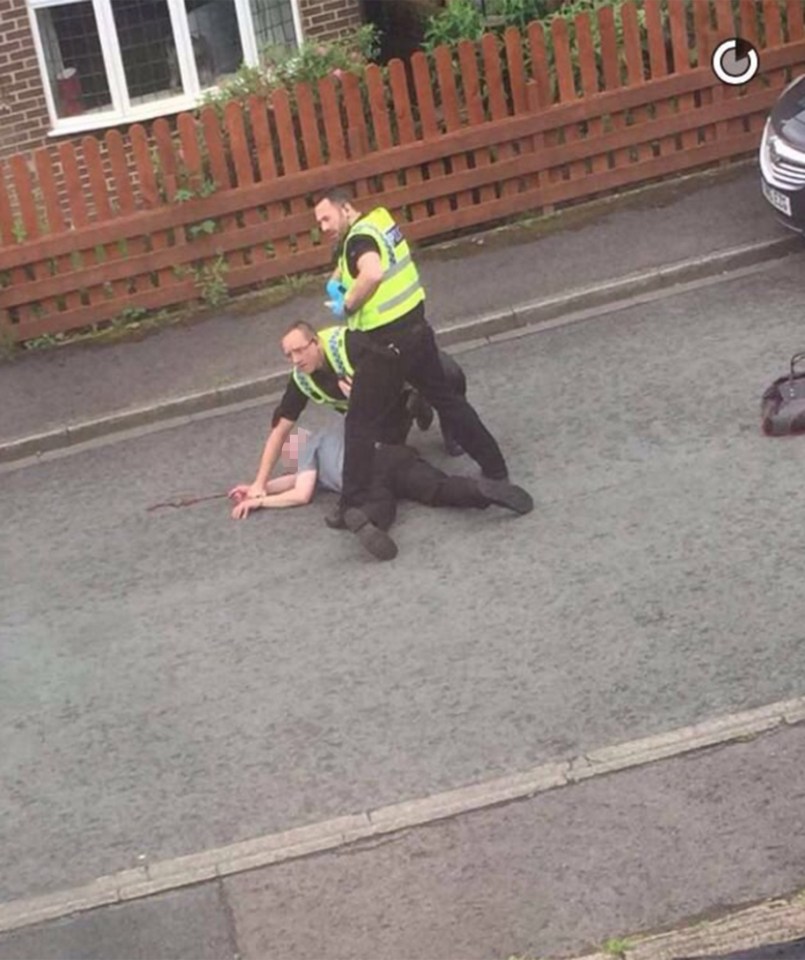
[2, 0, 805, 343]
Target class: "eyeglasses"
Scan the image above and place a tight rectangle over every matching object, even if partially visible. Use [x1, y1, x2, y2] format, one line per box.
[284, 340, 316, 361]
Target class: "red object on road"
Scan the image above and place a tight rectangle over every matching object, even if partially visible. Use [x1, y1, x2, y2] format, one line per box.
[146, 492, 230, 512]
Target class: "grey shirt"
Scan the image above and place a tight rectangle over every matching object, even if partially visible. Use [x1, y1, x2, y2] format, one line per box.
[296, 425, 345, 494]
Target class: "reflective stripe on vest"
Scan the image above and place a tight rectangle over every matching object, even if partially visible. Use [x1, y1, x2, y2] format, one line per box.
[292, 369, 348, 413]
[338, 208, 425, 332]
[290, 325, 354, 413]
[320, 325, 354, 379]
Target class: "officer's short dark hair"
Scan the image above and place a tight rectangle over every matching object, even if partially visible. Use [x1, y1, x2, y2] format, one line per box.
[282, 320, 317, 340]
[315, 187, 354, 208]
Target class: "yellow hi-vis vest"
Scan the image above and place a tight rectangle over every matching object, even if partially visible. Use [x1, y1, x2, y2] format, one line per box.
[338, 207, 425, 332]
[291, 325, 355, 413]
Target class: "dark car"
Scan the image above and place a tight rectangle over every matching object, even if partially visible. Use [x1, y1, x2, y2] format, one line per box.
[759, 75, 805, 231]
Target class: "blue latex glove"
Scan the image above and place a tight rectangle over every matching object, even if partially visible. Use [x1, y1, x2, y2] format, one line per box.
[326, 278, 345, 301]
[325, 278, 347, 319]
[327, 297, 346, 320]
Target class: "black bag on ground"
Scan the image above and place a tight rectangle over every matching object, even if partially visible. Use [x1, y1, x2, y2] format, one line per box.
[762, 351, 805, 435]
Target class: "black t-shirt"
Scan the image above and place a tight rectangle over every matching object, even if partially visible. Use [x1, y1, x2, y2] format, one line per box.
[271, 329, 380, 426]
[344, 234, 380, 279]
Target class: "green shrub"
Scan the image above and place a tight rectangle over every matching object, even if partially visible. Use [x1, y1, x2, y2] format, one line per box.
[263, 23, 381, 87]
[423, 0, 485, 53]
[490, 0, 555, 32]
[424, 0, 560, 51]
[424, 0, 647, 66]
[536, 0, 649, 94]
[422, 0, 650, 111]
[202, 24, 381, 110]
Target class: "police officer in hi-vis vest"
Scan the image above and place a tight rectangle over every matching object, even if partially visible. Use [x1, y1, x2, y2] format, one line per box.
[228, 321, 433, 507]
[314, 188, 515, 522]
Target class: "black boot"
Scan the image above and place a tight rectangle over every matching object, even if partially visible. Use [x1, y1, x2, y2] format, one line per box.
[324, 500, 348, 530]
[440, 423, 464, 457]
[477, 477, 533, 515]
[344, 508, 398, 561]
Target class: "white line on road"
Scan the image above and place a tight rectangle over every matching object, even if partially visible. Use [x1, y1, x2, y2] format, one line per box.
[1, 695, 804, 935]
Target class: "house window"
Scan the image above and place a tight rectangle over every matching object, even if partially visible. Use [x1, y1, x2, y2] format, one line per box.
[250, 0, 296, 48]
[27, 0, 302, 133]
[36, 3, 113, 117]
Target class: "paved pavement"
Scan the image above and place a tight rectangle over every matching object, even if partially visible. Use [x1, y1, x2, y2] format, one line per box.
[1, 723, 805, 960]
[4, 161, 805, 958]
[1, 161, 797, 456]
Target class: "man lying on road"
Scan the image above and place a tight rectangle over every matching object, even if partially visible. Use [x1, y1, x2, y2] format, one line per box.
[229, 321, 466, 519]
[230, 419, 533, 562]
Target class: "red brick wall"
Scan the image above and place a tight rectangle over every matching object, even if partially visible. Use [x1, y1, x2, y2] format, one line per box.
[0, 0, 51, 164]
[298, 0, 363, 43]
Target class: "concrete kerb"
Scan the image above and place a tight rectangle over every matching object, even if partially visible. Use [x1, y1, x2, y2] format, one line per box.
[0, 372, 290, 465]
[566, 697, 801, 783]
[1, 235, 801, 466]
[1, 696, 805, 937]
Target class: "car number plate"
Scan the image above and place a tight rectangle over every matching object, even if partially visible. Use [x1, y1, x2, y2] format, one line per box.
[763, 179, 792, 217]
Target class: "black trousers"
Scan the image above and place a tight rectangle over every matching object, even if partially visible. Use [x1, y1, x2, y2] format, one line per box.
[440, 350, 467, 398]
[367, 315, 508, 480]
[341, 347, 406, 508]
[341, 344, 469, 509]
[361, 444, 490, 531]
[372, 353, 464, 447]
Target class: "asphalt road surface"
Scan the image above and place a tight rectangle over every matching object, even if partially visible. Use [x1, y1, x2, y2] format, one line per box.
[3, 256, 805, 904]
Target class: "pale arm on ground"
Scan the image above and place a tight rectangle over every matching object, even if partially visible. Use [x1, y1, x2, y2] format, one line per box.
[265, 474, 298, 494]
[232, 475, 296, 501]
[344, 251, 383, 315]
[231, 469, 317, 519]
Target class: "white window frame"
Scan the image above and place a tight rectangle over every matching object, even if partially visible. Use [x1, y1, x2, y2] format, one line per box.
[25, 0, 304, 136]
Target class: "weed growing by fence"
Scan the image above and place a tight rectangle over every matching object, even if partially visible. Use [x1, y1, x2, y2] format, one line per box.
[180, 254, 230, 307]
